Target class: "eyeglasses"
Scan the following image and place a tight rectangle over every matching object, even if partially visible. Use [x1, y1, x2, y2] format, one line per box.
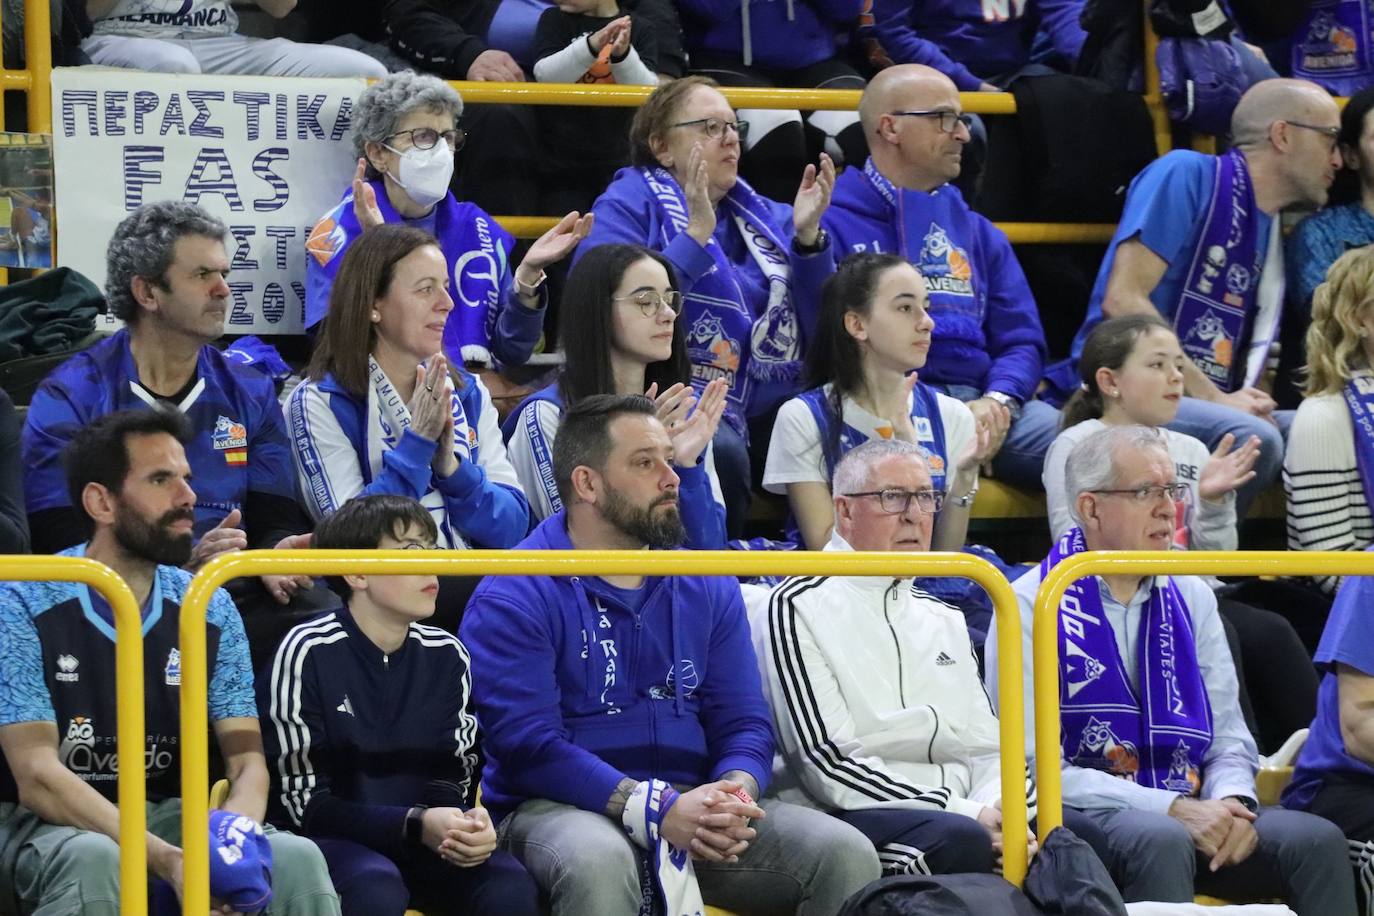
[386, 126, 466, 152]
[612, 290, 683, 318]
[668, 117, 750, 142]
[887, 109, 974, 134]
[1090, 483, 1190, 504]
[842, 488, 944, 516]
[1286, 121, 1340, 152]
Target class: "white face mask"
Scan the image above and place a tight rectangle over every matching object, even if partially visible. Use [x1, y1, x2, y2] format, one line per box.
[384, 141, 454, 209]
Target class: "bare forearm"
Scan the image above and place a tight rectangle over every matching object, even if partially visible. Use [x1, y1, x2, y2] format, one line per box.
[1181, 357, 1223, 402]
[255, 0, 296, 17]
[222, 757, 269, 823]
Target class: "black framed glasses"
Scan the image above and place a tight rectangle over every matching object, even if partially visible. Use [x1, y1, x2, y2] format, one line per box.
[1286, 120, 1340, 152]
[386, 126, 466, 152]
[668, 117, 750, 142]
[1091, 483, 1190, 504]
[888, 109, 973, 134]
[612, 290, 683, 318]
[842, 488, 944, 516]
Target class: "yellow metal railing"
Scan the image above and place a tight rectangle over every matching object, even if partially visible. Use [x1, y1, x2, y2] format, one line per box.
[179, 548, 1032, 913]
[0, 556, 147, 913]
[1, 0, 52, 133]
[1032, 551, 1374, 844]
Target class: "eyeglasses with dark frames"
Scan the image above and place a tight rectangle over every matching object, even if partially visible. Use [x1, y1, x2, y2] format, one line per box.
[611, 290, 684, 318]
[1090, 483, 1191, 504]
[841, 488, 944, 516]
[1285, 120, 1340, 152]
[385, 126, 466, 152]
[887, 109, 974, 134]
[668, 117, 750, 142]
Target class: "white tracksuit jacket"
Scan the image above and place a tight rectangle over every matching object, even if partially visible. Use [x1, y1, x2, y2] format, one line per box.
[759, 533, 1033, 820]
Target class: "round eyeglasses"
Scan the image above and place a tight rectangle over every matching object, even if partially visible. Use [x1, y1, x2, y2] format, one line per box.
[386, 126, 466, 152]
[612, 290, 684, 318]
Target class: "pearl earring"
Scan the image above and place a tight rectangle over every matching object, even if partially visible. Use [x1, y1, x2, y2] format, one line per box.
[371, 311, 381, 322]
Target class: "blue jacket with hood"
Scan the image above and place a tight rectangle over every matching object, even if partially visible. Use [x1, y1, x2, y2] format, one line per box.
[459, 513, 774, 823]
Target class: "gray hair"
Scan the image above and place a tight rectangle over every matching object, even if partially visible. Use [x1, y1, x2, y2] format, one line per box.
[1063, 425, 1169, 525]
[351, 71, 464, 170]
[1231, 78, 1330, 148]
[832, 438, 930, 498]
[105, 201, 227, 324]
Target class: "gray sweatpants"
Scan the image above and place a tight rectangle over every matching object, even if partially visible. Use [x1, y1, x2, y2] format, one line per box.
[1079, 805, 1356, 916]
[501, 796, 881, 916]
[0, 798, 340, 916]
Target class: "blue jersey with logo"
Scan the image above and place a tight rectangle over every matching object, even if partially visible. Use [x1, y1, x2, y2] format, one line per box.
[21, 328, 296, 541]
[0, 545, 253, 804]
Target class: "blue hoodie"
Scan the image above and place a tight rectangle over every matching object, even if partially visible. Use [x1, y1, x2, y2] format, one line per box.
[870, 0, 1087, 91]
[460, 513, 775, 823]
[678, 0, 865, 70]
[822, 163, 1046, 402]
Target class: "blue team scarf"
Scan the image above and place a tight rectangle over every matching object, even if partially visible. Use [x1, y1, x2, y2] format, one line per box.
[1343, 373, 1374, 505]
[1045, 528, 1213, 794]
[1293, 0, 1374, 96]
[637, 167, 800, 432]
[861, 158, 981, 322]
[1173, 150, 1266, 394]
[621, 778, 704, 916]
[314, 179, 508, 365]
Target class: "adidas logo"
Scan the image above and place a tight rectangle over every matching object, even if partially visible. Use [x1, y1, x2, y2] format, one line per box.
[336, 695, 355, 717]
[935, 652, 955, 667]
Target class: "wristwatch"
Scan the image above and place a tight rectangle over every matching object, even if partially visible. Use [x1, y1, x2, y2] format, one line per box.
[792, 228, 829, 255]
[950, 478, 980, 508]
[514, 268, 547, 300]
[404, 805, 428, 847]
[1227, 795, 1259, 814]
[983, 390, 1022, 421]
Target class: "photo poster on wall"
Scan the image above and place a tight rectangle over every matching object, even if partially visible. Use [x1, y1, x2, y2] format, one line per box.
[51, 68, 365, 335]
[0, 132, 54, 270]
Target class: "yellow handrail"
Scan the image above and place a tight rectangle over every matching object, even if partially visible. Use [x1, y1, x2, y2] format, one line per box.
[496, 215, 1118, 243]
[1141, 7, 1172, 158]
[1032, 550, 1374, 844]
[0, 556, 146, 913]
[445, 81, 1019, 114]
[22, 0, 51, 134]
[179, 548, 1030, 912]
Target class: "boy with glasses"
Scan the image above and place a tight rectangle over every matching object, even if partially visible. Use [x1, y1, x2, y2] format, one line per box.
[260, 494, 539, 916]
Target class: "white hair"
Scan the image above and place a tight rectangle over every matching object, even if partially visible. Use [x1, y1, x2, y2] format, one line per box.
[1063, 425, 1169, 526]
[832, 438, 929, 497]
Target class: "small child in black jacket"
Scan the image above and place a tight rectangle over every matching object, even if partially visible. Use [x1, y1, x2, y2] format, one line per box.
[258, 495, 539, 916]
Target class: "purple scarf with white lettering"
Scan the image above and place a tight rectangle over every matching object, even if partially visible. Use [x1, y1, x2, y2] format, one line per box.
[636, 167, 800, 434]
[1173, 150, 1266, 394]
[1044, 528, 1213, 794]
[1343, 373, 1374, 505]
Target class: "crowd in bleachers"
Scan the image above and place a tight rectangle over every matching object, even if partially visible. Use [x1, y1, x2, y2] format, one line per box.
[11, 0, 1374, 913]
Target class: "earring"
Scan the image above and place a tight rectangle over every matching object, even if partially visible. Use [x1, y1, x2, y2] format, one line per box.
[1361, 328, 1370, 338]
[371, 311, 381, 322]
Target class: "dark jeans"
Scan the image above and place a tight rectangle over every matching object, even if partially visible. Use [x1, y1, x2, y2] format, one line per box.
[314, 837, 540, 916]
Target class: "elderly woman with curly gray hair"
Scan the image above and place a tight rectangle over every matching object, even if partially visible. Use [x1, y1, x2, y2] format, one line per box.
[305, 70, 592, 370]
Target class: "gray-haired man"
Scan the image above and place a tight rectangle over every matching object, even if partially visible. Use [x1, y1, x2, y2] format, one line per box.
[987, 424, 1353, 913]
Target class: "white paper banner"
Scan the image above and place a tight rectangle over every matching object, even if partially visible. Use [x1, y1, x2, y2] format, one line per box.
[52, 68, 365, 334]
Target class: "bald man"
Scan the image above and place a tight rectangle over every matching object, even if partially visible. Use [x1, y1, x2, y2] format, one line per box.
[822, 64, 1055, 490]
[1068, 78, 1342, 512]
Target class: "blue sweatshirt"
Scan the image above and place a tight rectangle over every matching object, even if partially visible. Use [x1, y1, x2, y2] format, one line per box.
[870, 0, 1087, 91]
[260, 608, 480, 860]
[822, 163, 1046, 402]
[678, 0, 864, 70]
[460, 513, 775, 823]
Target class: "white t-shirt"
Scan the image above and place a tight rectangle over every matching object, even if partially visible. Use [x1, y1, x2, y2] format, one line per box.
[93, 0, 239, 39]
[763, 383, 975, 494]
[1042, 419, 1237, 551]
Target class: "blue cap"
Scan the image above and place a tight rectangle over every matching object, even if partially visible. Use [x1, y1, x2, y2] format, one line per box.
[208, 809, 273, 911]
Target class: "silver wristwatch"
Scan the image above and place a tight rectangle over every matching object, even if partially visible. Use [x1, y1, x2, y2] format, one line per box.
[983, 390, 1022, 421]
[950, 478, 980, 508]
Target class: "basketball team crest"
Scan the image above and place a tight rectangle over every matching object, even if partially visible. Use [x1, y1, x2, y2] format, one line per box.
[1076, 716, 1140, 780]
[306, 210, 346, 267]
[919, 223, 974, 296]
[213, 415, 248, 466]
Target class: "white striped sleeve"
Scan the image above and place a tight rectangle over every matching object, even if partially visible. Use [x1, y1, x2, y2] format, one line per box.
[286, 381, 364, 522]
[267, 615, 347, 828]
[1284, 394, 1373, 594]
[764, 577, 980, 817]
[504, 399, 564, 523]
[411, 624, 481, 804]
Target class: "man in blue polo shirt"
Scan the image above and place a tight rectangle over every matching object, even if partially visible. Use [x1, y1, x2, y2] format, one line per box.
[0, 408, 339, 914]
[1070, 78, 1342, 511]
[23, 200, 315, 610]
[822, 64, 1053, 489]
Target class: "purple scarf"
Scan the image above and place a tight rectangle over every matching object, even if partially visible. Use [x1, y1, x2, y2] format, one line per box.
[1174, 150, 1266, 394]
[1343, 374, 1374, 505]
[1044, 528, 1213, 794]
